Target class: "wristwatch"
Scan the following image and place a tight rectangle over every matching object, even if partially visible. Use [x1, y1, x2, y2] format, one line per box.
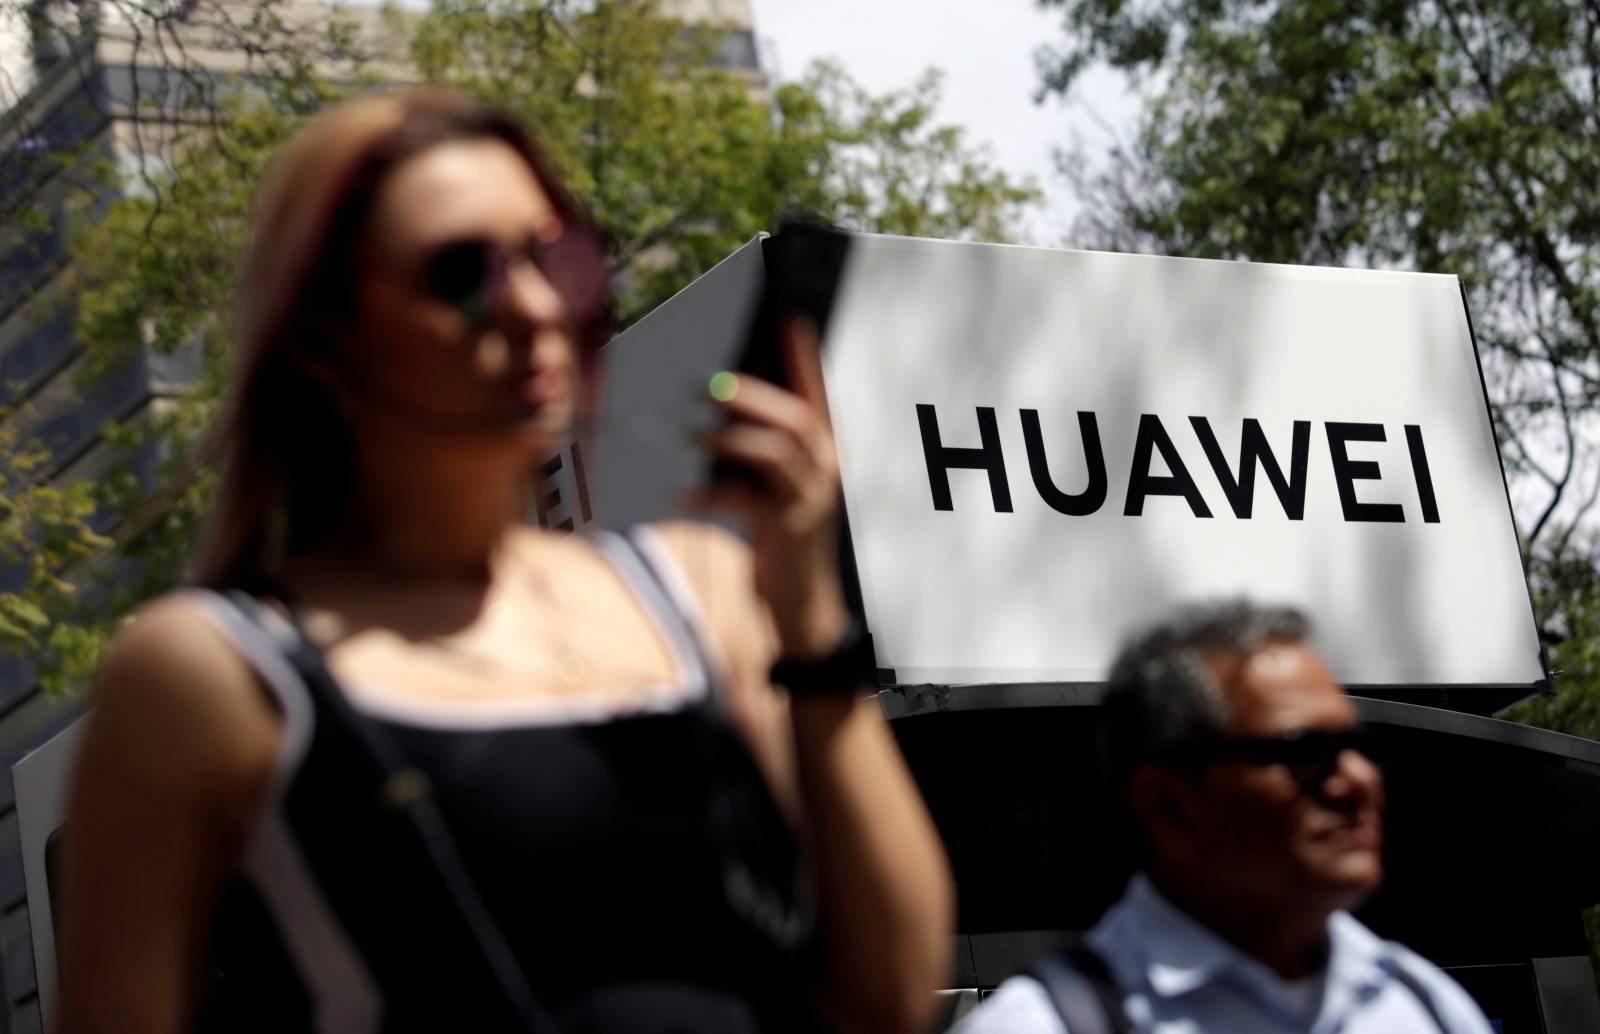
[770, 616, 878, 695]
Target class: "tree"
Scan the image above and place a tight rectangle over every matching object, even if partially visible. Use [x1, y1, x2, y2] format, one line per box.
[1512, 547, 1600, 740]
[0, 0, 1039, 690]
[404, 0, 1039, 322]
[1036, 0, 1600, 739]
[1, 0, 374, 690]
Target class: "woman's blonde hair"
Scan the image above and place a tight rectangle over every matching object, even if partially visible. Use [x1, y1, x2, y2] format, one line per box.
[191, 88, 609, 588]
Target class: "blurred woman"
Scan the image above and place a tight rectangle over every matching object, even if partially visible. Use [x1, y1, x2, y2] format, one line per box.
[56, 88, 952, 1034]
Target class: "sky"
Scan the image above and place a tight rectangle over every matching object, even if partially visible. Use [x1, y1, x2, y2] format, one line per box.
[745, 0, 1143, 243]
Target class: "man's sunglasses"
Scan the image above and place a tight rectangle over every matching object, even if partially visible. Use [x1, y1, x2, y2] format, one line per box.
[1157, 724, 1378, 793]
[419, 222, 609, 328]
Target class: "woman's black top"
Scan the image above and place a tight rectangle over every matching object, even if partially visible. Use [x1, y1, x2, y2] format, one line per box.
[189, 528, 819, 1033]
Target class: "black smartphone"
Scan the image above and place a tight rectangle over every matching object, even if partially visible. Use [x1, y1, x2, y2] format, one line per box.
[735, 220, 852, 388]
[708, 221, 875, 668]
[709, 220, 852, 487]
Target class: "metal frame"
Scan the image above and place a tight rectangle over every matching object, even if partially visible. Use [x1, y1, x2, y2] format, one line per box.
[12, 720, 85, 1034]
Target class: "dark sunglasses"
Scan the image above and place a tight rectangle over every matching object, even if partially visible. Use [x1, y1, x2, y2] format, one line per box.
[419, 222, 609, 328]
[1159, 724, 1378, 793]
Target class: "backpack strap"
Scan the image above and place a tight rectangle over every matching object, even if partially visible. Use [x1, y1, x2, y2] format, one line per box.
[1384, 954, 1450, 1032]
[1026, 940, 1133, 1034]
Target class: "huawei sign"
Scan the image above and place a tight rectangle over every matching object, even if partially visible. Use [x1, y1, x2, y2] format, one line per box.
[913, 406, 1441, 525]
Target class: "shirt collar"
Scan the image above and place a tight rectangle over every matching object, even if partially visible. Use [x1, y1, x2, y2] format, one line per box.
[1116, 876, 1395, 1009]
[1119, 874, 1248, 997]
[1323, 910, 1396, 1009]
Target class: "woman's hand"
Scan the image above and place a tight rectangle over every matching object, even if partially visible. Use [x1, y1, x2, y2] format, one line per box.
[696, 317, 848, 660]
[694, 320, 956, 1033]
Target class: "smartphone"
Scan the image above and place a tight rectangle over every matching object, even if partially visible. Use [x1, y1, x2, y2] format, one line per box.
[708, 222, 873, 651]
[710, 220, 853, 488]
[733, 220, 853, 388]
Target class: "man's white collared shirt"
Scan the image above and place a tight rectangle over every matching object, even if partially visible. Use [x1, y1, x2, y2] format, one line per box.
[951, 876, 1493, 1033]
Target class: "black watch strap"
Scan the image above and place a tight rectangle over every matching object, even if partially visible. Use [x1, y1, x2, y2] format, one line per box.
[770, 617, 878, 695]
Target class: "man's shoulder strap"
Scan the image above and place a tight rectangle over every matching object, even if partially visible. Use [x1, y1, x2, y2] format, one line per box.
[1025, 940, 1133, 1034]
[1383, 950, 1452, 1032]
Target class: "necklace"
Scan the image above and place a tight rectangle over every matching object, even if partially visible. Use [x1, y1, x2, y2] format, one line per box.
[419, 589, 595, 688]
[335, 536, 674, 694]
[420, 576, 678, 694]
[429, 636, 595, 688]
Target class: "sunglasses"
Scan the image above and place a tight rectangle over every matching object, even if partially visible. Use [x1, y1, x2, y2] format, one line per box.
[1159, 724, 1378, 793]
[418, 222, 609, 328]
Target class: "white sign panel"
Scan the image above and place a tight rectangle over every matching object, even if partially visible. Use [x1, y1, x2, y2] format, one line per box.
[822, 235, 1543, 689]
[556, 237, 766, 532]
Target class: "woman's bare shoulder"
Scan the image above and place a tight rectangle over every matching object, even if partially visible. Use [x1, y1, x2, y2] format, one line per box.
[98, 592, 257, 698]
[643, 520, 780, 676]
[85, 592, 282, 807]
[643, 520, 757, 589]
[643, 521, 770, 623]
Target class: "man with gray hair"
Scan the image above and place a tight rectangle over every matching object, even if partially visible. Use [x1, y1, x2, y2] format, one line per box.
[952, 600, 1491, 1033]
